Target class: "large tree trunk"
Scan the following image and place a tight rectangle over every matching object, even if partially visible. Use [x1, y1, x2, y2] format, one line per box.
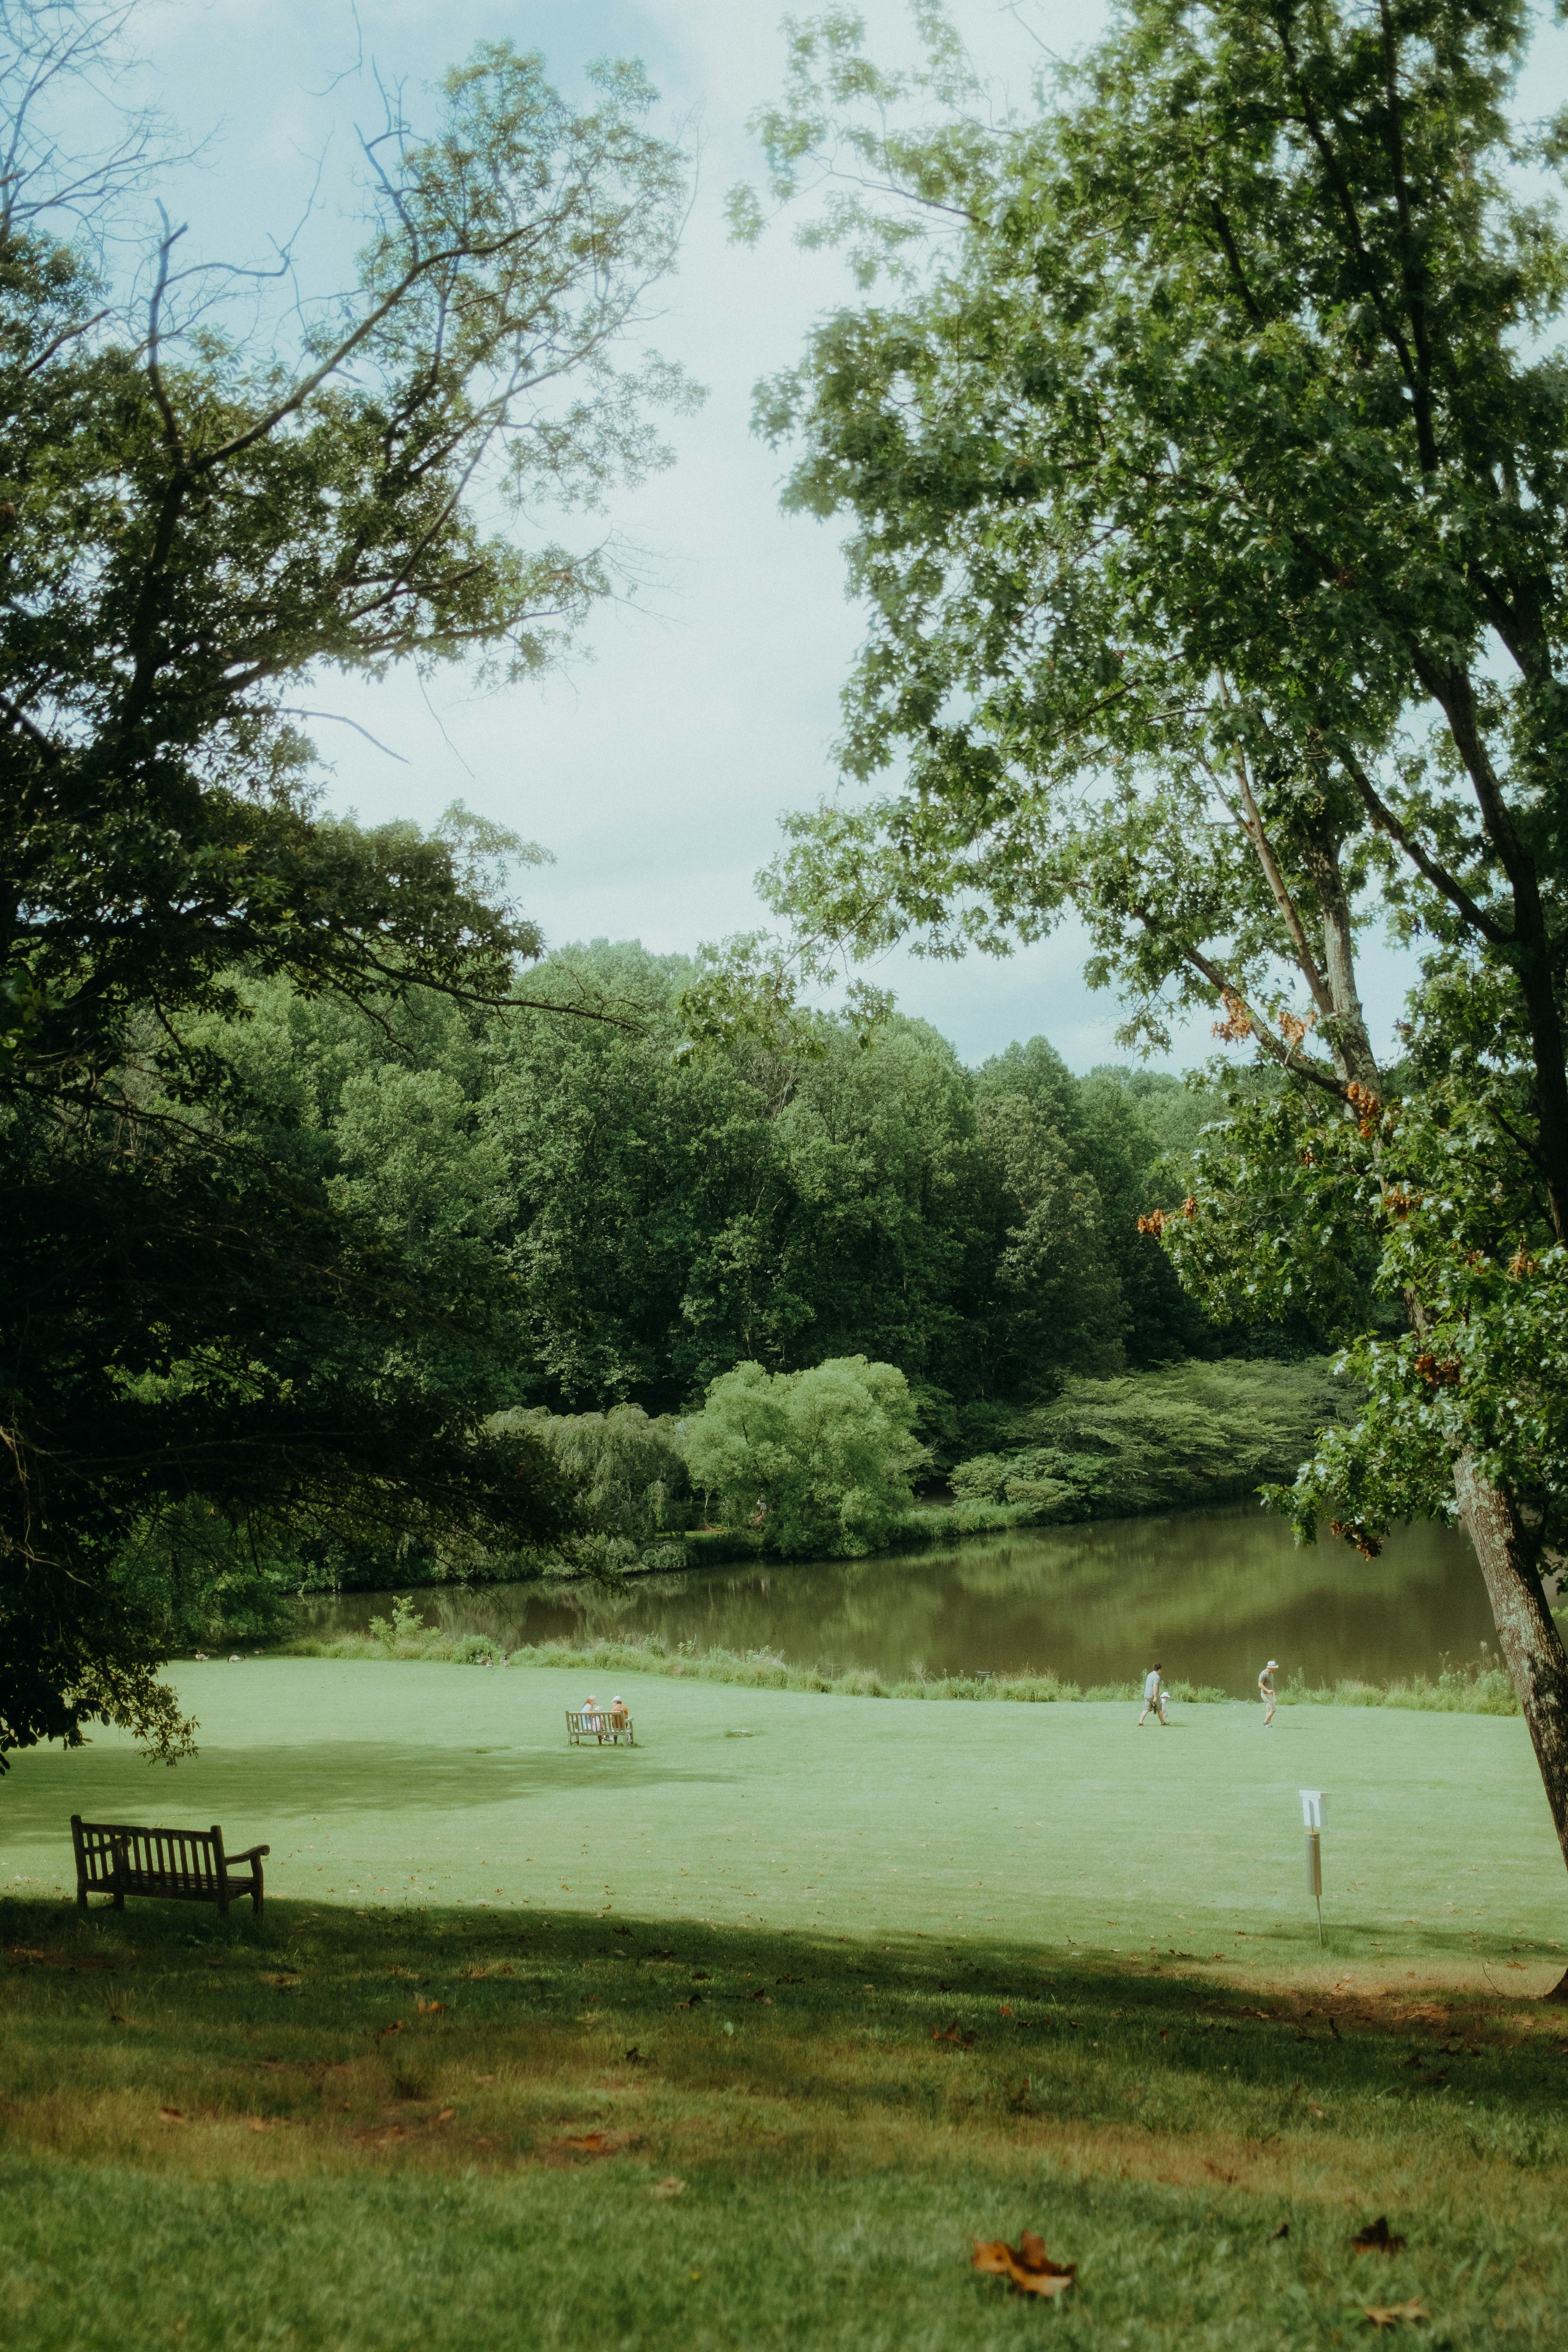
[1454, 1455, 1568, 1996]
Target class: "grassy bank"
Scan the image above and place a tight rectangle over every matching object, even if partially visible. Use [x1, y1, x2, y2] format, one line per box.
[4, 1892, 1568, 2350]
[282, 1625, 1227, 1703]
[279, 1626, 1523, 1713]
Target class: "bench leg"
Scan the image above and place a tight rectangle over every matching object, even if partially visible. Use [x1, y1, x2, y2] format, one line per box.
[77, 1883, 88, 1909]
[251, 1859, 264, 1919]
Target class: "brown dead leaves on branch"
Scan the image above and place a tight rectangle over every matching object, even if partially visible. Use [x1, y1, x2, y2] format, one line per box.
[972, 2233, 1076, 2300]
[1136, 1196, 1196, 1239]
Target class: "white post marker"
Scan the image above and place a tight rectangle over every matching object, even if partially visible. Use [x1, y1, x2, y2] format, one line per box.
[1300, 1790, 1328, 1945]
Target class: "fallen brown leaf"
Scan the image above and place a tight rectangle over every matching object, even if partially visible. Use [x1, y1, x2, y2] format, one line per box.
[1352, 2217, 1406, 2256]
[374, 2019, 404, 2041]
[157, 2107, 188, 2124]
[434, 2107, 456, 2125]
[416, 1998, 445, 2014]
[1308, 2103, 1326, 2119]
[1204, 2162, 1238, 2185]
[972, 2233, 1076, 2300]
[934, 2019, 977, 2047]
[1270, 2223, 1290, 2241]
[549, 2128, 640, 2160]
[749, 1990, 773, 2004]
[652, 2176, 687, 2197]
[1365, 2300, 1427, 2329]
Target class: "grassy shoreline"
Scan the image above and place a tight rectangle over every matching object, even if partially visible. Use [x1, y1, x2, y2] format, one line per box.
[276, 1627, 1522, 1713]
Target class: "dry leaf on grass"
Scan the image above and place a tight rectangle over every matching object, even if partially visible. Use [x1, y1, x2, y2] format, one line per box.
[549, 2128, 640, 2160]
[652, 2176, 687, 2197]
[1365, 2300, 1427, 2329]
[157, 2107, 188, 2124]
[416, 1998, 445, 2014]
[260, 1974, 302, 1991]
[374, 2020, 404, 2042]
[1352, 2217, 1406, 2256]
[972, 2233, 1076, 2300]
[933, 2020, 977, 2047]
[1308, 2103, 1326, 2119]
[749, 1989, 773, 2003]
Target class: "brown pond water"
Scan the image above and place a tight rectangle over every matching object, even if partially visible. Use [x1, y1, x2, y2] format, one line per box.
[303, 1504, 1499, 1699]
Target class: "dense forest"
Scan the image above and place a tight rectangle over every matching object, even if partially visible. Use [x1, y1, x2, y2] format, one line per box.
[192, 935, 1249, 1424]
[115, 939, 1358, 1642]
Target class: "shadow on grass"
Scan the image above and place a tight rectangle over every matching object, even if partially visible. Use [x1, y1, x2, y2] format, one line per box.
[0, 1741, 731, 1852]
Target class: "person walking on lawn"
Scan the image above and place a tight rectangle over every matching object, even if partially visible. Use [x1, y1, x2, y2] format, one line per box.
[1138, 1663, 1167, 1726]
[1259, 1660, 1279, 1726]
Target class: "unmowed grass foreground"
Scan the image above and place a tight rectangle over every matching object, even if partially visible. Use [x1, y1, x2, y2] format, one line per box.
[3, 1663, 1567, 2348]
[4, 1897, 1568, 2351]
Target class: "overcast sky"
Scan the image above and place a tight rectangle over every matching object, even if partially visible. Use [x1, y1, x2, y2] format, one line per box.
[113, 0, 1568, 1068]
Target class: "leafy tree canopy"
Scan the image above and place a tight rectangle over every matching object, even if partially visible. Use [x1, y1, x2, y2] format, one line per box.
[684, 1354, 927, 1558]
[734, 0, 1568, 1882]
[0, 5, 697, 1764]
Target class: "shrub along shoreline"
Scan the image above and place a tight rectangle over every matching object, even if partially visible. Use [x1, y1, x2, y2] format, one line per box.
[277, 1628, 1522, 1713]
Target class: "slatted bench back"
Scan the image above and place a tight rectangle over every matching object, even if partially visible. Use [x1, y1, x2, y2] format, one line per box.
[565, 1709, 634, 1745]
[72, 1819, 223, 1900]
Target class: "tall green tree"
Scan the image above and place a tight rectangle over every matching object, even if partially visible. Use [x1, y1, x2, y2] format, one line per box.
[0, 9, 696, 1763]
[482, 939, 1128, 1412]
[737, 0, 1568, 1890]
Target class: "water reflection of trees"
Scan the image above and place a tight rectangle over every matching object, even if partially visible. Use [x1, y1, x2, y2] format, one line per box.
[320, 1508, 1487, 1693]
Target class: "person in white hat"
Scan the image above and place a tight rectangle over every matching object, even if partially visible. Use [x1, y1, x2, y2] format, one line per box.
[1258, 1659, 1279, 1725]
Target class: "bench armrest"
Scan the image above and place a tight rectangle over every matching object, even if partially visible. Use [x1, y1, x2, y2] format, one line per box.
[224, 1844, 270, 1864]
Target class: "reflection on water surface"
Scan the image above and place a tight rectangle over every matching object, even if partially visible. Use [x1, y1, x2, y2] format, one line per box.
[308, 1504, 1493, 1698]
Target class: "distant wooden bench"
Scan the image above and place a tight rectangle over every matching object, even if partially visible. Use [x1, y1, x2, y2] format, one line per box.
[565, 1709, 635, 1747]
[71, 1817, 270, 1919]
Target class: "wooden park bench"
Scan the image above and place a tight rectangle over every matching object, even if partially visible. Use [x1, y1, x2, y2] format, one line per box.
[70, 1816, 270, 1919]
[565, 1708, 635, 1747]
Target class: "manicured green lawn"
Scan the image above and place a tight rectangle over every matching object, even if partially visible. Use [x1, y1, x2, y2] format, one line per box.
[3, 1665, 1568, 2349]
[2, 1661, 1564, 1971]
